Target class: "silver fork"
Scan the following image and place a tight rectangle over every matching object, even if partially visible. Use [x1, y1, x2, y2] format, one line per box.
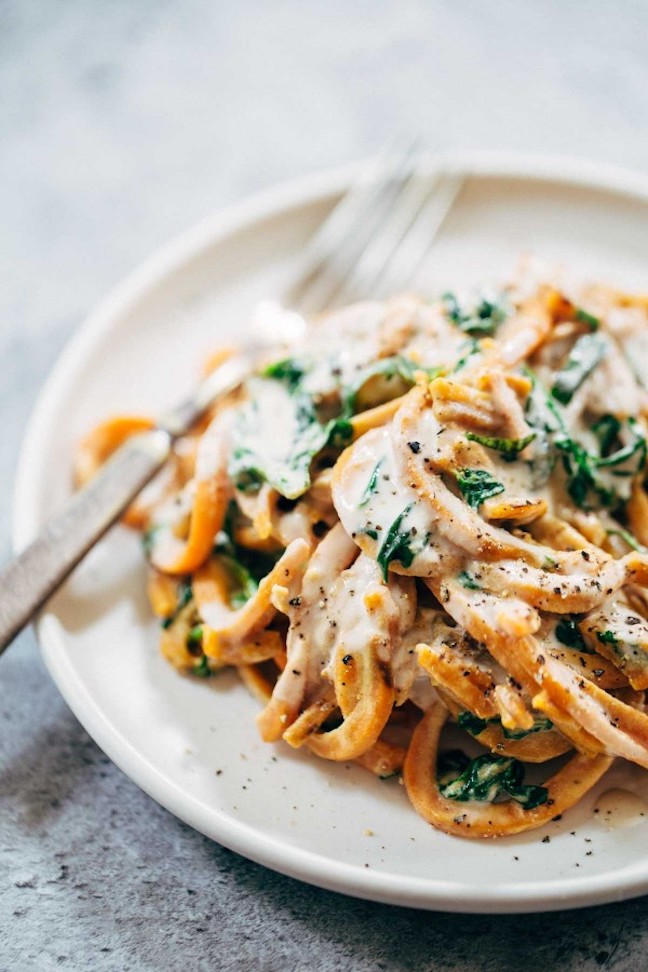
[0, 148, 463, 655]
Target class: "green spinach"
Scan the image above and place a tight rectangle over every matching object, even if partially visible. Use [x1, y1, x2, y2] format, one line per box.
[458, 570, 481, 590]
[230, 376, 352, 499]
[555, 421, 646, 510]
[359, 459, 383, 508]
[344, 355, 442, 412]
[452, 338, 481, 373]
[555, 618, 591, 653]
[457, 711, 553, 740]
[192, 655, 211, 678]
[161, 579, 193, 630]
[606, 528, 648, 554]
[466, 431, 536, 461]
[574, 307, 601, 331]
[438, 751, 548, 809]
[551, 334, 606, 405]
[592, 414, 621, 456]
[214, 511, 283, 607]
[442, 293, 507, 337]
[263, 357, 308, 390]
[454, 468, 505, 508]
[186, 624, 203, 649]
[376, 505, 416, 580]
[523, 368, 567, 486]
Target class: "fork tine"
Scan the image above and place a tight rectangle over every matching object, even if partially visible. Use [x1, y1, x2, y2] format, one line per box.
[374, 170, 464, 299]
[287, 141, 421, 314]
[287, 139, 418, 283]
[334, 166, 442, 305]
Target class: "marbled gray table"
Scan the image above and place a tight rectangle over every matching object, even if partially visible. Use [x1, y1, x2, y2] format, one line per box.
[3, 3, 648, 969]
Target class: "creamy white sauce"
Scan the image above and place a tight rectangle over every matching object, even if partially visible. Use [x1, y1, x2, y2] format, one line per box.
[254, 298, 469, 418]
[386, 576, 419, 702]
[271, 524, 358, 713]
[194, 410, 232, 482]
[322, 554, 397, 671]
[148, 481, 196, 565]
[407, 676, 439, 711]
[236, 377, 304, 475]
[199, 598, 234, 631]
[606, 304, 648, 394]
[593, 788, 648, 829]
[272, 534, 419, 711]
[333, 424, 449, 577]
[250, 298, 308, 347]
[389, 605, 444, 704]
[301, 302, 388, 399]
[410, 391, 543, 510]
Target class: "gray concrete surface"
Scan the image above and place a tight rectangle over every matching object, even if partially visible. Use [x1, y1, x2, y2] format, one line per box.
[3, 2, 648, 969]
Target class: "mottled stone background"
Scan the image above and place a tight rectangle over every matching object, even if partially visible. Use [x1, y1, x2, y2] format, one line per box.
[3, 2, 648, 969]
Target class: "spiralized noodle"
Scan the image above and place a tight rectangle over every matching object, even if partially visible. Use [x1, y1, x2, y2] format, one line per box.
[76, 270, 648, 838]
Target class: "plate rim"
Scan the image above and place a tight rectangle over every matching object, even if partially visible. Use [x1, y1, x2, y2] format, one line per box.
[13, 149, 648, 913]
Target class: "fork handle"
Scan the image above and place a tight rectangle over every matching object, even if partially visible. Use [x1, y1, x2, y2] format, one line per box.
[0, 429, 171, 656]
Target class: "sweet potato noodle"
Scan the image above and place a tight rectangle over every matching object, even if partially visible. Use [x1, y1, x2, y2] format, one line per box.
[77, 269, 648, 838]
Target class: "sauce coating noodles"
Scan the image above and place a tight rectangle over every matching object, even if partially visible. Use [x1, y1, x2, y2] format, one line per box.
[77, 275, 648, 838]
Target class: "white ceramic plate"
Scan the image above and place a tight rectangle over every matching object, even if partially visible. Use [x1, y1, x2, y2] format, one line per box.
[14, 152, 648, 913]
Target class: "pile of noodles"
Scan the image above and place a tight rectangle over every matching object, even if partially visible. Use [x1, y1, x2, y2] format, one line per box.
[76, 268, 648, 837]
